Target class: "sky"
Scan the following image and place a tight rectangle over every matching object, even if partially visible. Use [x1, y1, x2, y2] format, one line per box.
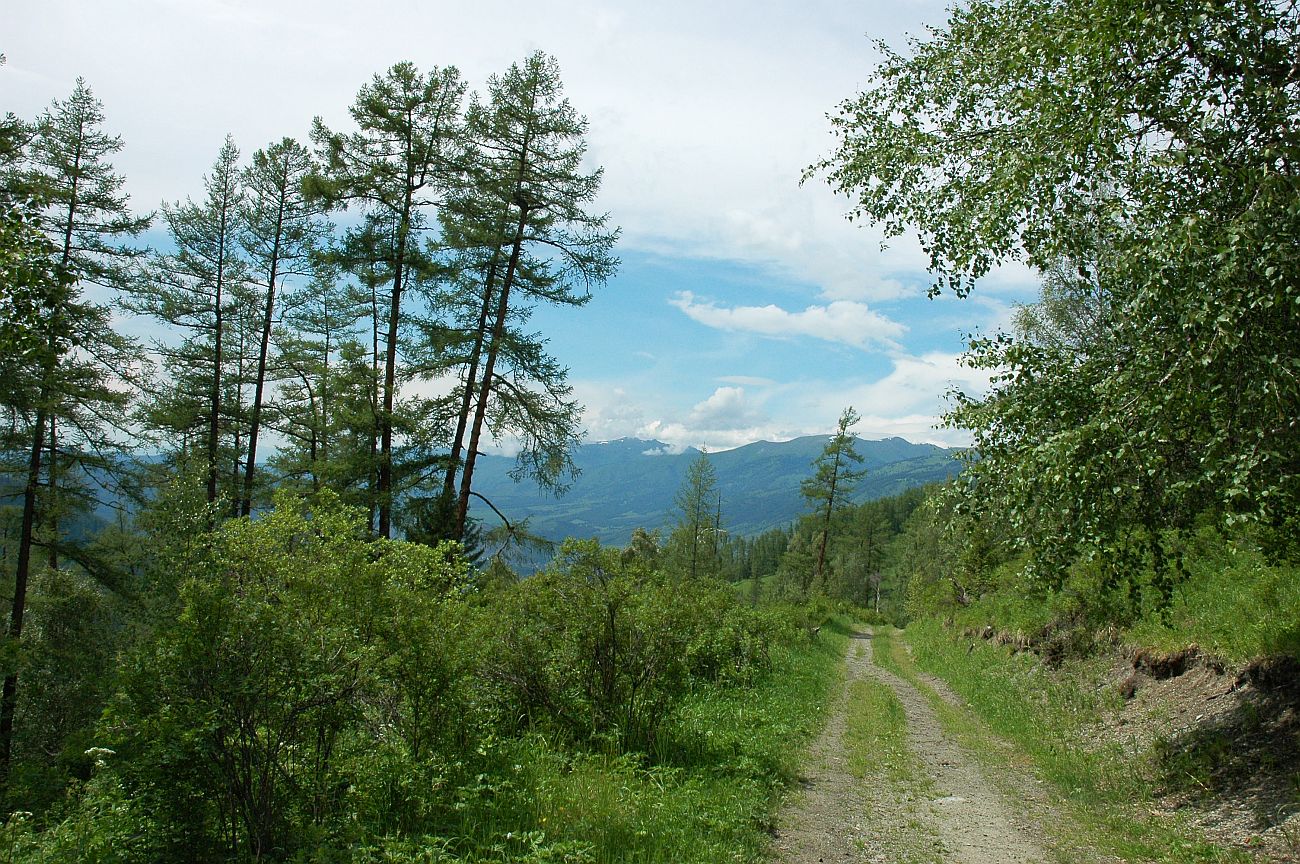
[3, 0, 1038, 452]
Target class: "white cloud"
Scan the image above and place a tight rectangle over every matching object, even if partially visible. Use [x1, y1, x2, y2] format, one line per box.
[1, 0, 952, 308]
[572, 383, 651, 443]
[669, 291, 906, 351]
[686, 386, 767, 431]
[635, 420, 796, 454]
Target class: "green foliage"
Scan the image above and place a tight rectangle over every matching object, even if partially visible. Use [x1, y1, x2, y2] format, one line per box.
[0, 495, 834, 861]
[483, 539, 779, 752]
[814, 0, 1300, 584]
[103, 491, 468, 860]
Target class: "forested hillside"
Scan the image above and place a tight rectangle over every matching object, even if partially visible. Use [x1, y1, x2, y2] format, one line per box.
[468, 434, 955, 545]
[3, 0, 1300, 860]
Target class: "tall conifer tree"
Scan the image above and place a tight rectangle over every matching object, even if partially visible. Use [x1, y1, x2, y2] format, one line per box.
[129, 136, 246, 509]
[237, 138, 328, 516]
[448, 51, 619, 538]
[0, 79, 147, 787]
[310, 62, 465, 538]
[801, 408, 866, 593]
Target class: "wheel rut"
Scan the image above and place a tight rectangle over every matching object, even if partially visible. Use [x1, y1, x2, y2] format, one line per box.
[771, 629, 1058, 864]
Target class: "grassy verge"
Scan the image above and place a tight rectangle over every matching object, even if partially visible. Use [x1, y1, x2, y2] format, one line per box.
[903, 618, 1251, 864]
[378, 614, 854, 863]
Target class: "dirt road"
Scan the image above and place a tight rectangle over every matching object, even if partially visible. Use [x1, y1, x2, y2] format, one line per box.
[771, 629, 1060, 864]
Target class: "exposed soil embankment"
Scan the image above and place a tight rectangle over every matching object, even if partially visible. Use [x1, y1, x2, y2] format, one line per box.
[959, 624, 1300, 861]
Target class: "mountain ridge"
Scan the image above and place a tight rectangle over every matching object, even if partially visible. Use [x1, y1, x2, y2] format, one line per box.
[469, 434, 960, 546]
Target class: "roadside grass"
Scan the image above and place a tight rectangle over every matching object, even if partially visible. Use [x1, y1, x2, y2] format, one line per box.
[1125, 536, 1300, 663]
[388, 614, 853, 863]
[902, 619, 1252, 864]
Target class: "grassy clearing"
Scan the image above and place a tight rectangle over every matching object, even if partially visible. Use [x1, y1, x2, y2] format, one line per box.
[730, 574, 779, 601]
[903, 619, 1251, 864]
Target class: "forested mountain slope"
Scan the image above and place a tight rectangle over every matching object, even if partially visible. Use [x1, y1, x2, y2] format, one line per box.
[468, 435, 957, 543]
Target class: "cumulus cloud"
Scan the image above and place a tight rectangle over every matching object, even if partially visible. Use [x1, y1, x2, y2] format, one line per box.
[669, 291, 906, 351]
[779, 352, 994, 446]
[686, 386, 767, 430]
[636, 420, 795, 454]
[571, 383, 649, 443]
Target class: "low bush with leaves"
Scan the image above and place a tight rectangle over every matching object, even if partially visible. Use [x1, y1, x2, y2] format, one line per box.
[4, 497, 822, 862]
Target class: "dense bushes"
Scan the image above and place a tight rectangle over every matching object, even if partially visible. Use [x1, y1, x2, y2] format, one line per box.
[483, 540, 789, 751]
[4, 494, 806, 861]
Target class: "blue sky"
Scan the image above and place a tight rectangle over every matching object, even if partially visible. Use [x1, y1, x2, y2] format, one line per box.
[3, 0, 1039, 451]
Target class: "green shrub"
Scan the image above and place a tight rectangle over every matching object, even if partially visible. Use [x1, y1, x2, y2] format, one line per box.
[481, 540, 787, 752]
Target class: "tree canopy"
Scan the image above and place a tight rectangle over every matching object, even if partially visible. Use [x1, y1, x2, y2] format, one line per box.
[813, 0, 1300, 573]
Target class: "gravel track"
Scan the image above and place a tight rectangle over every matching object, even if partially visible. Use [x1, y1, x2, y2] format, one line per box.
[771, 630, 1056, 864]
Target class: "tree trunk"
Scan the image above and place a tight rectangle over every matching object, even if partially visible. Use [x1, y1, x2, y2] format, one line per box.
[456, 208, 528, 536]
[208, 252, 226, 511]
[443, 249, 502, 511]
[377, 212, 409, 539]
[240, 213, 283, 518]
[0, 407, 48, 788]
[812, 447, 844, 588]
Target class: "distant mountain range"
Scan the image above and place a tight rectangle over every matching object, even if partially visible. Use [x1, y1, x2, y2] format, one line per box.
[468, 435, 960, 546]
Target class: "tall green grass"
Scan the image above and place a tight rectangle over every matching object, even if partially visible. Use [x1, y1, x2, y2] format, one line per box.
[1126, 535, 1300, 662]
[357, 616, 853, 863]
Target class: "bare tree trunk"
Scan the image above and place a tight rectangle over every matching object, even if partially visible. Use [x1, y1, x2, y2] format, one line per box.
[377, 208, 411, 539]
[0, 407, 47, 788]
[456, 207, 528, 536]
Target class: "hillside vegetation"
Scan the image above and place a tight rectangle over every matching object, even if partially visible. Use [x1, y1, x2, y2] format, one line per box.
[5, 0, 1300, 861]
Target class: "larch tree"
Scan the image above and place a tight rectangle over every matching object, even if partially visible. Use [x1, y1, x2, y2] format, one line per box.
[668, 449, 722, 580]
[448, 51, 619, 539]
[129, 135, 247, 510]
[0, 78, 148, 787]
[310, 62, 465, 538]
[271, 257, 367, 496]
[801, 407, 866, 593]
[236, 137, 328, 517]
